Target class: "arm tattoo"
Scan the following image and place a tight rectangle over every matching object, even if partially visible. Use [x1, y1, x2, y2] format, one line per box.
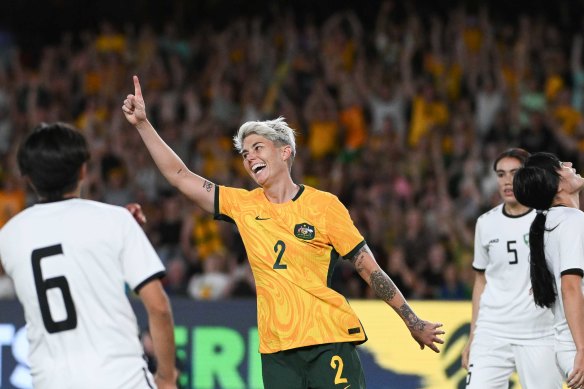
[177, 168, 183, 174]
[370, 271, 397, 302]
[397, 303, 425, 331]
[202, 180, 214, 192]
[348, 246, 368, 274]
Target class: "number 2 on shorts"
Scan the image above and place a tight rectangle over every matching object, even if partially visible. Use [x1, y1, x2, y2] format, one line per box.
[330, 355, 348, 385]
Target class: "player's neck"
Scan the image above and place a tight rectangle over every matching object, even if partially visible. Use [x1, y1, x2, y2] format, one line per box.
[263, 177, 299, 204]
[504, 202, 530, 216]
[38, 186, 82, 203]
[552, 193, 580, 209]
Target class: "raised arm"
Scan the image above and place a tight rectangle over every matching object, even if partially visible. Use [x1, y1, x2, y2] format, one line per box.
[122, 76, 215, 213]
[139, 279, 178, 389]
[347, 245, 445, 352]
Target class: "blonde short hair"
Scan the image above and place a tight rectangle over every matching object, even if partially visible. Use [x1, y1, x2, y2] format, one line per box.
[233, 117, 296, 161]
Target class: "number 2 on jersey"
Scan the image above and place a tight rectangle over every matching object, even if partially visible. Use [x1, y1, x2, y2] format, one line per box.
[32, 244, 78, 333]
[273, 240, 287, 269]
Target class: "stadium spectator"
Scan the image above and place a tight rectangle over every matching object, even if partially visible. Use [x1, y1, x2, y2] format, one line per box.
[0, 174, 26, 228]
[1, 1, 584, 301]
[383, 245, 414, 298]
[186, 252, 231, 300]
[151, 193, 184, 264]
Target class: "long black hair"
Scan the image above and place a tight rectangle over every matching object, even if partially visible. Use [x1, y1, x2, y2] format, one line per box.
[513, 152, 561, 308]
[17, 123, 90, 201]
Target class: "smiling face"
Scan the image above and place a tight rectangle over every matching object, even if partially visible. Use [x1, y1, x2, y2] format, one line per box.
[496, 156, 523, 206]
[241, 133, 291, 187]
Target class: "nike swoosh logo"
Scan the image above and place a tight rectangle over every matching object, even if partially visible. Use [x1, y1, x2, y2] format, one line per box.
[255, 216, 271, 220]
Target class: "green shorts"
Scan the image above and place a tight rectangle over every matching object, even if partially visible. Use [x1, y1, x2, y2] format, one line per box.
[261, 342, 366, 389]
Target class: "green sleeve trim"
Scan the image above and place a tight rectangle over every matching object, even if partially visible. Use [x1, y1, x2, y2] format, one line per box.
[213, 185, 220, 216]
[343, 240, 367, 260]
[213, 185, 236, 224]
[327, 249, 340, 288]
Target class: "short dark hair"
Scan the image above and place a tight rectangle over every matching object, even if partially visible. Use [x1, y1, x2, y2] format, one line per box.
[492, 148, 530, 172]
[17, 123, 90, 201]
[513, 152, 562, 309]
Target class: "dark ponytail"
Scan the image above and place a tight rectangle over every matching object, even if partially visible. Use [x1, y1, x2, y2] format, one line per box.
[528, 211, 556, 307]
[513, 153, 561, 308]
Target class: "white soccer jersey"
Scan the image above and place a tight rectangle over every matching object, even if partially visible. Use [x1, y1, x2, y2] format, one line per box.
[542, 206, 584, 350]
[0, 199, 165, 389]
[473, 204, 554, 343]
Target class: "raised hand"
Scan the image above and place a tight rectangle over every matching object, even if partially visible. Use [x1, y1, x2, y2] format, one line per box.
[122, 75, 147, 126]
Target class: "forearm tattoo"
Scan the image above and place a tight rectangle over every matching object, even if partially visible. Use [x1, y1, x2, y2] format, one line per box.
[202, 180, 214, 192]
[370, 271, 397, 301]
[397, 304, 425, 331]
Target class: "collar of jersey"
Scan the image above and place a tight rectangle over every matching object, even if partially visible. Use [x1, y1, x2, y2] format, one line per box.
[38, 197, 79, 204]
[502, 206, 533, 219]
[291, 184, 305, 201]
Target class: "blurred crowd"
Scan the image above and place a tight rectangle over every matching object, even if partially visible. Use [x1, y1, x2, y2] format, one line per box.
[0, 1, 583, 301]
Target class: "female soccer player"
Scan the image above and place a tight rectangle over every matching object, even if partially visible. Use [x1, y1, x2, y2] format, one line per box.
[462, 148, 561, 389]
[514, 152, 584, 389]
[122, 75, 444, 389]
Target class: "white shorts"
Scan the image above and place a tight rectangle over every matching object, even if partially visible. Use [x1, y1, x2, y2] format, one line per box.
[466, 337, 562, 389]
[556, 349, 575, 380]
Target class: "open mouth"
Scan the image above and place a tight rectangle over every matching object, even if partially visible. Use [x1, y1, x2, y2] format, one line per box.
[251, 163, 266, 174]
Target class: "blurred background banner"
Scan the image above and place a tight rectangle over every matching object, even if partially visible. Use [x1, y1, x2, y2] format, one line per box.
[0, 299, 476, 389]
[352, 301, 471, 389]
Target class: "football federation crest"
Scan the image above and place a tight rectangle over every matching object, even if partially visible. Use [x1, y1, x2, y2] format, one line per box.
[294, 223, 315, 240]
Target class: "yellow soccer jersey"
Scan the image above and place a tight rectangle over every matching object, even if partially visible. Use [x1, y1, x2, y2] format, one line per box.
[215, 184, 367, 353]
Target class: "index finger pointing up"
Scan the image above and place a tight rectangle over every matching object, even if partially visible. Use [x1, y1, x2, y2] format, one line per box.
[133, 75, 142, 98]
